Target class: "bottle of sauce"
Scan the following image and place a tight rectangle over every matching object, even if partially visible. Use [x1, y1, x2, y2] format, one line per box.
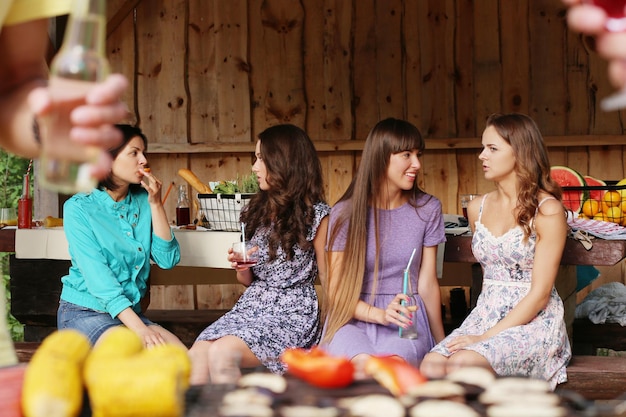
[176, 184, 191, 226]
[39, 0, 109, 194]
[18, 174, 32, 229]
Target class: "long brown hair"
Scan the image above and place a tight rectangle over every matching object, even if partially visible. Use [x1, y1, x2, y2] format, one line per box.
[485, 113, 563, 239]
[240, 124, 326, 261]
[322, 118, 427, 344]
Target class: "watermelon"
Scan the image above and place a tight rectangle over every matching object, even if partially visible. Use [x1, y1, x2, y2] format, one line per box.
[583, 176, 607, 201]
[550, 166, 588, 214]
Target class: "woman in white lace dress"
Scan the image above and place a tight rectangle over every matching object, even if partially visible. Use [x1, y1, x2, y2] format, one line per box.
[420, 113, 571, 389]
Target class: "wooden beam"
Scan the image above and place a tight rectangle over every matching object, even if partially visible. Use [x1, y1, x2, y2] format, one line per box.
[107, 0, 143, 38]
[146, 135, 626, 154]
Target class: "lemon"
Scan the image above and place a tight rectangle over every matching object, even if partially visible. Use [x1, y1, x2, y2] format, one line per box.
[605, 206, 624, 224]
[594, 212, 608, 222]
[582, 199, 601, 218]
[603, 190, 622, 208]
[618, 178, 626, 200]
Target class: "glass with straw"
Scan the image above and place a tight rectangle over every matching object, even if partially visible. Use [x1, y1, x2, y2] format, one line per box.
[231, 222, 258, 268]
[399, 248, 419, 339]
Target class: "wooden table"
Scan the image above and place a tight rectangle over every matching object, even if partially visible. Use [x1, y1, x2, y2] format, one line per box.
[444, 234, 626, 266]
[4, 228, 626, 343]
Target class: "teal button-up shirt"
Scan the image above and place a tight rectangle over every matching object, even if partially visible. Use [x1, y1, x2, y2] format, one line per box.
[60, 188, 180, 318]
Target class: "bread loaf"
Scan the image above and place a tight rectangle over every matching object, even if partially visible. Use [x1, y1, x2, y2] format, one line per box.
[177, 169, 212, 194]
[43, 216, 63, 228]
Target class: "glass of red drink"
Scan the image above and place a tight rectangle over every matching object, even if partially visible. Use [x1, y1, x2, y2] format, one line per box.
[231, 242, 259, 268]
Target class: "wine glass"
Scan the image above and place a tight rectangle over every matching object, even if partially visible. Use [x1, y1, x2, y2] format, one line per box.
[583, 0, 626, 110]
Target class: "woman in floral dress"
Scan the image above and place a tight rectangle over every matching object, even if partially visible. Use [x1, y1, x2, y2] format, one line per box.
[421, 113, 571, 389]
[189, 124, 330, 384]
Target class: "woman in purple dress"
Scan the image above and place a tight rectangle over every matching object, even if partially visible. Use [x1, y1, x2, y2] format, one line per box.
[189, 124, 330, 384]
[321, 118, 446, 368]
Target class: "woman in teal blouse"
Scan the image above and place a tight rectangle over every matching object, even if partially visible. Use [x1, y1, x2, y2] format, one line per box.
[57, 125, 185, 348]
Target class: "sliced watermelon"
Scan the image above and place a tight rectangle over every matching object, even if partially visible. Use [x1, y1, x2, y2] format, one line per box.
[583, 176, 607, 201]
[550, 166, 588, 214]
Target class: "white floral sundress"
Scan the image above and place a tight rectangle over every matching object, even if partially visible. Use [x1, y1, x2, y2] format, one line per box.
[430, 195, 571, 388]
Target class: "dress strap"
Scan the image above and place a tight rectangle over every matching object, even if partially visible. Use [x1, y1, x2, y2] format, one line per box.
[477, 194, 489, 223]
[535, 196, 557, 215]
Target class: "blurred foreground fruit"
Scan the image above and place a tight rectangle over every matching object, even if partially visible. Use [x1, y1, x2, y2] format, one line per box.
[84, 327, 190, 417]
[364, 355, 427, 397]
[281, 346, 355, 389]
[22, 329, 91, 417]
[0, 364, 28, 417]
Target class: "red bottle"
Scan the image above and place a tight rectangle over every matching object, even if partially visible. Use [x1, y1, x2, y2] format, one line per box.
[176, 184, 191, 226]
[18, 174, 32, 229]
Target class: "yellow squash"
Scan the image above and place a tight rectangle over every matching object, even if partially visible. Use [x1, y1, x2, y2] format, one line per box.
[84, 327, 191, 417]
[21, 329, 91, 417]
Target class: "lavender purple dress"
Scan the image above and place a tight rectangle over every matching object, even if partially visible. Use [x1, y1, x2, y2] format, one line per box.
[430, 195, 571, 388]
[195, 202, 330, 373]
[322, 193, 446, 367]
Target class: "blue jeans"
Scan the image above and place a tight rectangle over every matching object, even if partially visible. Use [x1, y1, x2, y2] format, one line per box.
[57, 300, 156, 346]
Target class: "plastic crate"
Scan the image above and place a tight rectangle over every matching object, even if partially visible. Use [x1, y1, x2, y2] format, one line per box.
[197, 193, 253, 231]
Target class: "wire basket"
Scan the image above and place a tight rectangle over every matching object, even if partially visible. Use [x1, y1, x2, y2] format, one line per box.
[197, 193, 253, 231]
[562, 182, 626, 226]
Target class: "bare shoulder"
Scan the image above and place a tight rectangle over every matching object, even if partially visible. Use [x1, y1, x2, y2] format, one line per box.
[536, 194, 565, 217]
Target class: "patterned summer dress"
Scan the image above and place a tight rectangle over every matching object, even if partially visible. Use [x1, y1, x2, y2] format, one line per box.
[430, 195, 571, 388]
[195, 202, 330, 374]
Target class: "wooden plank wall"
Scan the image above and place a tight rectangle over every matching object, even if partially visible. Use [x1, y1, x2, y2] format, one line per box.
[104, 0, 626, 310]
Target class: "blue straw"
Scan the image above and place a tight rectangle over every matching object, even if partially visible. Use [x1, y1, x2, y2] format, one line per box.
[399, 248, 417, 337]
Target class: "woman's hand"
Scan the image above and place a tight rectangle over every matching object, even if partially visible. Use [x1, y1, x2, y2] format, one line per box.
[140, 167, 163, 204]
[227, 246, 254, 286]
[445, 334, 483, 352]
[564, 1, 626, 89]
[384, 294, 415, 328]
[136, 326, 167, 348]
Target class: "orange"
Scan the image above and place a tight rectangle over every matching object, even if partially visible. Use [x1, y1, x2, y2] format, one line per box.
[582, 199, 600, 218]
[603, 190, 622, 208]
[605, 206, 623, 224]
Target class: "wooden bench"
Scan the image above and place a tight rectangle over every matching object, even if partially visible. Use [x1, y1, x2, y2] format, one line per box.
[557, 355, 626, 400]
[572, 318, 626, 355]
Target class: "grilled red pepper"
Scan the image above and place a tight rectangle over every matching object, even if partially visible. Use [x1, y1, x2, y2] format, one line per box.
[365, 355, 427, 396]
[281, 347, 355, 389]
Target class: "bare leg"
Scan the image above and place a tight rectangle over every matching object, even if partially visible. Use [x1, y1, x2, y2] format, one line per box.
[188, 340, 212, 385]
[446, 350, 493, 374]
[208, 336, 260, 383]
[420, 352, 449, 379]
[149, 324, 187, 349]
[351, 353, 371, 380]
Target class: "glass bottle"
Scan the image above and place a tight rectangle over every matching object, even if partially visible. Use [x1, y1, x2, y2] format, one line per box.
[18, 174, 32, 229]
[176, 185, 191, 226]
[38, 0, 110, 194]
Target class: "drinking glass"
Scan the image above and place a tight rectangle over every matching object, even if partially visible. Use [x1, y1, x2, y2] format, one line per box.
[399, 293, 419, 339]
[0, 208, 17, 226]
[583, 0, 626, 110]
[460, 194, 480, 219]
[231, 242, 259, 268]
[399, 269, 419, 339]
